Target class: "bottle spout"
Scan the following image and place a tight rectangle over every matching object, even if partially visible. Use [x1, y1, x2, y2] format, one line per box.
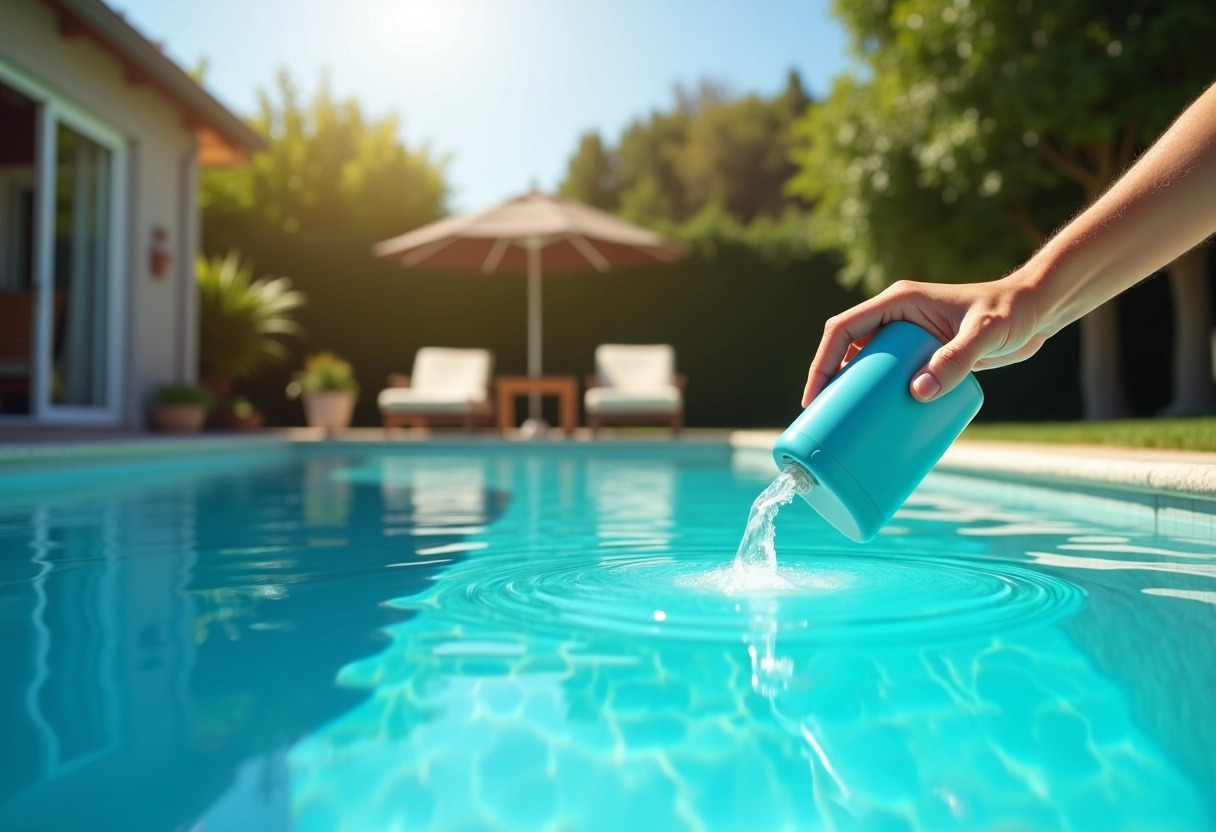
[782, 459, 815, 494]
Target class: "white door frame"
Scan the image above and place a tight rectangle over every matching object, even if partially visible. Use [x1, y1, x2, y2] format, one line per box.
[0, 56, 128, 426]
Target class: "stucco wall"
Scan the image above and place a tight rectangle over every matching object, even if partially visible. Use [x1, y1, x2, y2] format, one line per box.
[0, 0, 200, 428]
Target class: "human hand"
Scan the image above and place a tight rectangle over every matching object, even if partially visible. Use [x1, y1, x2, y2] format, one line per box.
[802, 274, 1055, 406]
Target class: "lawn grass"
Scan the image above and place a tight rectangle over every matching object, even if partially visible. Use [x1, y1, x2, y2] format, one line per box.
[963, 418, 1216, 452]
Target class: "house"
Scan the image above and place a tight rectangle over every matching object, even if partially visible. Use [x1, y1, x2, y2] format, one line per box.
[0, 0, 262, 430]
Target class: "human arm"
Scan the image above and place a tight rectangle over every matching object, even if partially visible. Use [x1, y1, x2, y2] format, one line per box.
[802, 81, 1216, 406]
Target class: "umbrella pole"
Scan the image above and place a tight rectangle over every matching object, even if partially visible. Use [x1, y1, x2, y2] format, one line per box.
[527, 245, 542, 420]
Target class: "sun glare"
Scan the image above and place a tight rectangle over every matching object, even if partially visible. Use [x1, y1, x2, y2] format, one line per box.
[367, 0, 482, 57]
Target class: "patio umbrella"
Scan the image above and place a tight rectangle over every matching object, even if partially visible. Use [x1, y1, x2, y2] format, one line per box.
[372, 190, 686, 420]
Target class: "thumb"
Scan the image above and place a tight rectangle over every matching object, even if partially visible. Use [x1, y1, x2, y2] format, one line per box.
[910, 326, 986, 402]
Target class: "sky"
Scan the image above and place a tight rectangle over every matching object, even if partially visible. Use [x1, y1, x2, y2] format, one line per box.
[110, 0, 853, 211]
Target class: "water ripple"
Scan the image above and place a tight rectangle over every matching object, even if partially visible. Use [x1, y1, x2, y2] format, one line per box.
[397, 549, 1085, 647]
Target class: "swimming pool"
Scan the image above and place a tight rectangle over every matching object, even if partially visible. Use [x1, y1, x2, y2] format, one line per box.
[0, 442, 1213, 831]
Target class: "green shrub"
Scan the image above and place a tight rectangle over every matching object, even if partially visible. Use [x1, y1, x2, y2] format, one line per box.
[156, 384, 215, 410]
[288, 352, 359, 397]
[231, 396, 258, 418]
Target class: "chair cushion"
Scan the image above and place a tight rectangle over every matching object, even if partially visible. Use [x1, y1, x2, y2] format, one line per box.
[378, 388, 483, 414]
[585, 385, 681, 414]
[595, 344, 674, 391]
[411, 347, 492, 400]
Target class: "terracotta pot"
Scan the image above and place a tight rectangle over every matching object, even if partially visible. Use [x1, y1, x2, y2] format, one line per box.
[302, 391, 356, 431]
[153, 404, 208, 433]
[228, 412, 264, 431]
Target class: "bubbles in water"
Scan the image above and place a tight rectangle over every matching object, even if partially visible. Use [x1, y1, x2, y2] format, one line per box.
[745, 597, 793, 698]
[687, 564, 794, 593]
[675, 562, 851, 595]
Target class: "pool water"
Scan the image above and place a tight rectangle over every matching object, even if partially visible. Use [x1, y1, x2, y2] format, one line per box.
[1, 444, 1214, 831]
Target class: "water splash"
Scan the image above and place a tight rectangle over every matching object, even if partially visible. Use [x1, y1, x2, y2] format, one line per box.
[732, 465, 809, 574]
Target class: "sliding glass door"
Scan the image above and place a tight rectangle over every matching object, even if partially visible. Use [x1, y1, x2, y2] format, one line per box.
[28, 87, 126, 424]
[0, 61, 127, 426]
[46, 123, 114, 411]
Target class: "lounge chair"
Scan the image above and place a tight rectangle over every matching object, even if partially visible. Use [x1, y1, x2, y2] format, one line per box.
[585, 344, 685, 435]
[378, 348, 494, 432]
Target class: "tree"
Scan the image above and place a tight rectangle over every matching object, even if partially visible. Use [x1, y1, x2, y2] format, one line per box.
[789, 72, 1070, 289]
[773, 69, 813, 127]
[201, 70, 449, 244]
[559, 132, 618, 211]
[614, 110, 691, 224]
[791, 0, 1216, 418]
[557, 70, 812, 227]
[680, 86, 806, 223]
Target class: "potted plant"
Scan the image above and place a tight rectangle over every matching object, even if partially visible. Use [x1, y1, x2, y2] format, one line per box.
[197, 251, 304, 425]
[228, 396, 263, 431]
[288, 352, 359, 432]
[153, 384, 214, 433]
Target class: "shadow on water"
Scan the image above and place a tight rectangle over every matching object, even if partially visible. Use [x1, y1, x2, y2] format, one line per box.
[0, 451, 508, 832]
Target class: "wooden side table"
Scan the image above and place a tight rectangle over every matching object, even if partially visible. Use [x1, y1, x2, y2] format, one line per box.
[496, 375, 579, 436]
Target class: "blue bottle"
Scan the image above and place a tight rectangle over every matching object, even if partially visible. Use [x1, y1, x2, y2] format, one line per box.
[773, 321, 983, 543]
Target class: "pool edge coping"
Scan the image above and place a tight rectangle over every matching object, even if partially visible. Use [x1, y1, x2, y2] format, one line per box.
[0, 434, 294, 466]
[5, 430, 1216, 503]
[0, 430, 735, 468]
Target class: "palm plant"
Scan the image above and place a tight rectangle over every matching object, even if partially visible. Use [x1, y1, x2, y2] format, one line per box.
[197, 251, 305, 405]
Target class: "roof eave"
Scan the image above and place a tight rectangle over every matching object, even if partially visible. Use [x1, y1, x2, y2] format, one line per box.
[45, 0, 266, 164]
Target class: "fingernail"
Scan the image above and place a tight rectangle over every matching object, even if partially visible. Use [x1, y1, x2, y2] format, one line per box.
[911, 373, 940, 400]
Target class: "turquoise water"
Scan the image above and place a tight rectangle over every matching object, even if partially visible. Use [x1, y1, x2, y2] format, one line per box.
[0, 444, 1214, 831]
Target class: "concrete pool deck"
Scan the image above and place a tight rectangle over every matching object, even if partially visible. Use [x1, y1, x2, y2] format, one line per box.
[3, 427, 1216, 502]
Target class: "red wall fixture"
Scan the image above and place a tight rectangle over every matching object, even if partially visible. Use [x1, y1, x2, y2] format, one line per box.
[150, 226, 171, 279]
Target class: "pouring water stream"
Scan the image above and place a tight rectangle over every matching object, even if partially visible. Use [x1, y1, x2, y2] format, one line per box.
[728, 464, 813, 589]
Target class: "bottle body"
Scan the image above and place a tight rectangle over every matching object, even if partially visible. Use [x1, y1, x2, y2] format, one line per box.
[773, 321, 983, 542]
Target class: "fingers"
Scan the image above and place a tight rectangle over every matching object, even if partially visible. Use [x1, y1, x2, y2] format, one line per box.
[911, 315, 1003, 401]
[802, 299, 898, 407]
[972, 336, 1046, 371]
